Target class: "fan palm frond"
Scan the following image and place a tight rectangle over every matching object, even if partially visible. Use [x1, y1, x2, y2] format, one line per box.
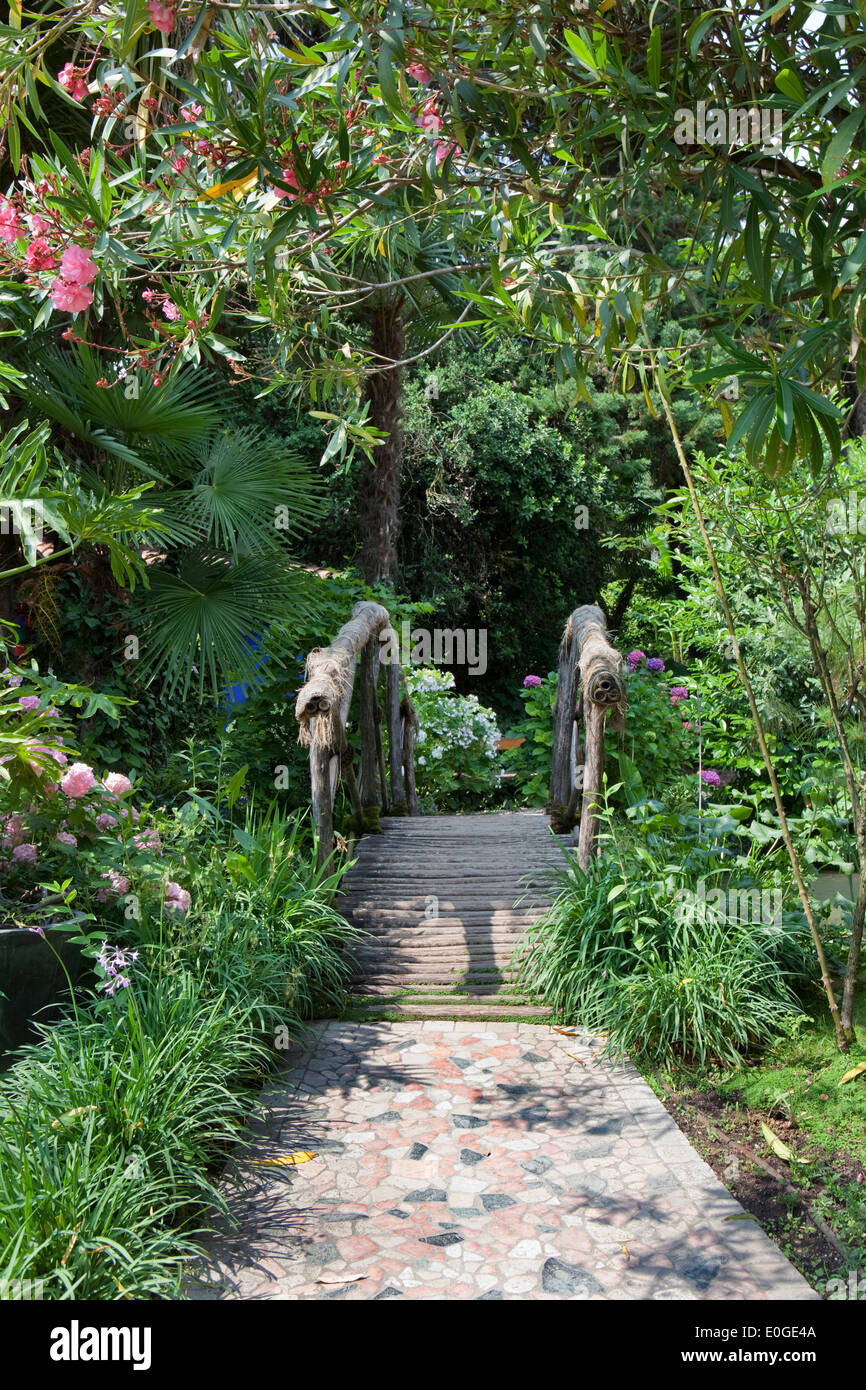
[135, 551, 321, 699]
[180, 428, 324, 558]
[23, 344, 219, 476]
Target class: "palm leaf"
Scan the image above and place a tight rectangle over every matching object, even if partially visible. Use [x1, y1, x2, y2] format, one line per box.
[22, 344, 219, 475]
[178, 428, 323, 558]
[134, 551, 320, 699]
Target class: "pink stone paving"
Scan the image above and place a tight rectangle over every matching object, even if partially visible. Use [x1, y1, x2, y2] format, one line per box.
[189, 1021, 817, 1301]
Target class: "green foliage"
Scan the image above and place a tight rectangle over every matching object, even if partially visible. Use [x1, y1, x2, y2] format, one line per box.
[501, 671, 557, 806]
[517, 801, 814, 1068]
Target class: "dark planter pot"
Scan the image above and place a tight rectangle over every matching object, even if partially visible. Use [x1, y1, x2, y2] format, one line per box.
[0, 923, 84, 1067]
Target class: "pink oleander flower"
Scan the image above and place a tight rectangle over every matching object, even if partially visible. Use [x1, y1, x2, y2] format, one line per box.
[669, 686, 689, 704]
[18, 695, 40, 711]
[25, 237, 56, 272]
[406, 62, 432, 84]
[416, 99, 443, 133]
[181, 103, 203, 122]
[49, 279, 94, 313]
[12, 842, 37, 866]
[163, 880, 190, 914]
[434, 140, 460, 165]
[55, 831, 77, 848]
[147, 0, 176, 34]
[272, 166, 299, 200]
[58, 63, 89, 102]
[0, 199, 23, 244]
[103, 771, 132, 797]
[58, 244, 98, 286]
[626, 650, 646, 668]
[60, 761, 97, 798]
[161, 298, 181, 321]
[522, 674, 542, 688]
[700, 769, 722, 787]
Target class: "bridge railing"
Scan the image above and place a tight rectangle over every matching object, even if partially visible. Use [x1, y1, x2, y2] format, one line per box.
[547, 604, 626, 869]
[294, 601, 419, 867]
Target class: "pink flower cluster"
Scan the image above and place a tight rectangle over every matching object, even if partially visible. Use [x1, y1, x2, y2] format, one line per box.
[0, 198, 23, 245]
[147, 0, 176, 35]
[522, 674, 542, 688]
[58, 63, 89, 102]
[61, 761, 97, 799]
[49, 244, 99, 315]
[163, 880, 190, 914]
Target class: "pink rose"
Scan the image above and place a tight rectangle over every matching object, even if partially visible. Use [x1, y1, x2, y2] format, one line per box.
[103, 772, 132, 797]
[12, 843, 38, 866]
[60, 761, 97, 798]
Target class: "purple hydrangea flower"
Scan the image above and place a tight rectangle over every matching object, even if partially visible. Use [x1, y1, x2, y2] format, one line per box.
[646, 657, 665, 673]
[700, 769, 722, 787]
[669, 685, 689, 704]
[626, 650, 646, 668]
[522, 674, 542, 688]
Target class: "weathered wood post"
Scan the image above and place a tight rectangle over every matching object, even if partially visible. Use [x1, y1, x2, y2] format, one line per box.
[548, 604, 626, 867]
[385, 652, 407, 813]
[295, 600, 390, 866]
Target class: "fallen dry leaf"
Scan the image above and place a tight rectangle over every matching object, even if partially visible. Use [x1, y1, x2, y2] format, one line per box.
[565, 1052, 587, 1066]
[248, 1151, 317, 1167]
[839, 1061, 866, 1086]
[620, 1243, 630, 1261]
[553, 1027, 578, 1036]
[316, 1273, 367, 1285]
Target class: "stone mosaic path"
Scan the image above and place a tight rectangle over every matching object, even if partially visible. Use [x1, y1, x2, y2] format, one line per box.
[190, 1021, 816, 1301]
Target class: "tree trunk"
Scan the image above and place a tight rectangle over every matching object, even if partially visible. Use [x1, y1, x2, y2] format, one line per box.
[358, 297, 405, 583]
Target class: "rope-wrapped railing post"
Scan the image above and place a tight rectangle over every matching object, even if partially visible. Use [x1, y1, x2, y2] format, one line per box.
[548, 604, 626, 867]
[295, 600, 420, 866]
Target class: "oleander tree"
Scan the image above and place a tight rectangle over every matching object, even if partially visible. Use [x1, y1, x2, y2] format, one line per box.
[3, 0, 866, 1042]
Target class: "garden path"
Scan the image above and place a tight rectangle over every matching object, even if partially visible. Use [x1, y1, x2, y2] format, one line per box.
[191, 1021, 816, 1300]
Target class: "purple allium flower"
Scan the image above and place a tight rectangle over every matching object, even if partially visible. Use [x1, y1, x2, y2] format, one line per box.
[626, 650, 646, 668]
[522, 674, 542, 687]
[670, 685, 688, 704]
[700, 769, 722, 787]
[646, 657, 665, 673]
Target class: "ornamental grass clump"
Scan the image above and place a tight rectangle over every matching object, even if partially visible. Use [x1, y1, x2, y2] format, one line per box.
[516, 836, 813, 1068]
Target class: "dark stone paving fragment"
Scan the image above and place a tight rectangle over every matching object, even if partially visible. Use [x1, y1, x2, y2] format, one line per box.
[459, 1148, 487, 1165]
[480, 1193, 516, 1212]
[541, 1259, 603, 1297]
[404, 1188, 447, 1204]
[477, 1289, 504, 1300]
[420, 1232, 463, 1247]
[374, 1286, 405, 1299]
[407, 1142, 428, 1160]
[453, 1114, 487, 1129]
[521, 1157, 553, 1175]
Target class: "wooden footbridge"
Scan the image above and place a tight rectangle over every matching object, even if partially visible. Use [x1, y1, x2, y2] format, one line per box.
[294, 603, 625, 1018]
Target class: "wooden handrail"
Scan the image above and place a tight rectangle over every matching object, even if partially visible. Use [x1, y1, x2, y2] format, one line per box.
[548, 604, 626, 869]
[295, 601, 419, 866]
